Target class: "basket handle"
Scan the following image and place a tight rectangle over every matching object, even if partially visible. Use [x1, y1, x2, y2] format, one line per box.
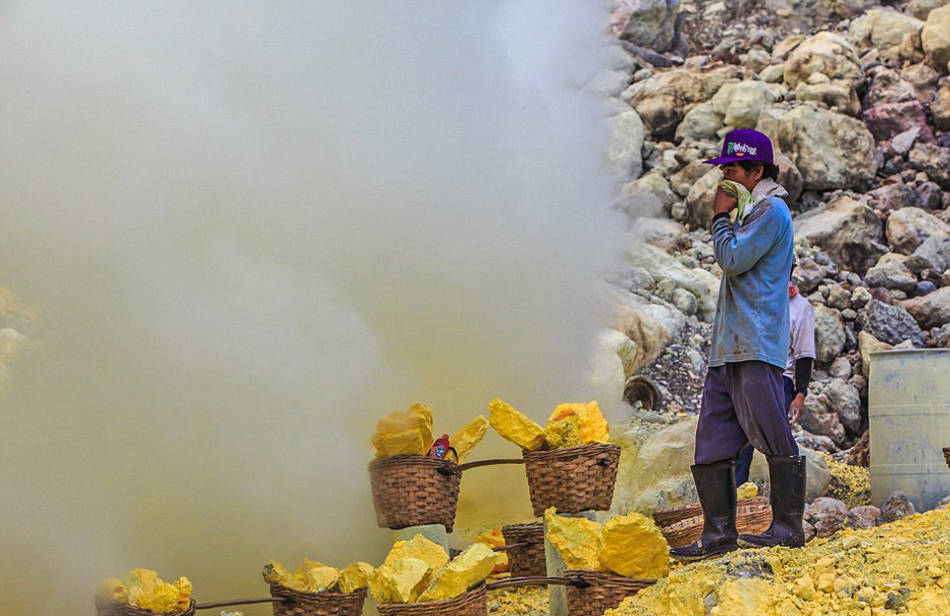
[485, 575, 589, 590]
[436, 458, 526, 475]
[194, 597, 284, 609]
[492, 542, 530, 552]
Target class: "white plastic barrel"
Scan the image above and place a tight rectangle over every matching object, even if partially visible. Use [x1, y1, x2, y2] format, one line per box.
[869, 349, 950, 511]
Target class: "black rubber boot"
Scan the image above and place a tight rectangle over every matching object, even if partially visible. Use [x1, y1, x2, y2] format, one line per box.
[669, 460, 739, 561]
[738, 455, 806, 548]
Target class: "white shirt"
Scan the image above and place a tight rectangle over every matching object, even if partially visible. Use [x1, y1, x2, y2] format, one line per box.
[784, 292, 816, 380]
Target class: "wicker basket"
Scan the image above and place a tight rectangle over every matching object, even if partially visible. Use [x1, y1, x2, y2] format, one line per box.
[368, 455, 461, 532]
[501, 523, 545, 577]
[95, 599, 196, 616]
[564, 570, 655, 616]
[523, 443, 621, 517]
[659, 499, 773, 548]
[653, 496, 768, 528]
[269, 585, 366, 616]
[943, 447, 950, 470]
[376, 583, 486, 616]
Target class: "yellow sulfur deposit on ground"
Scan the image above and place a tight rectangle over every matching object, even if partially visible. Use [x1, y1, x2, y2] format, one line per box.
[372, 403, 434, 458]
[383, 534, 450, 571]
[737, 481, 758, 500]
[489, 398, 545, 451]
[97, 569, 192, 614]
[488, 585, 549, 615]
[547, 401, 609, 444]
[370, 557, 433, 603]
[338, 562, 375, 593]
[820, 453, 871, 508]
[543, 416, 585, 449]
[418, 543, 498, 601]
[599, 513, 670, 579]
[451, 415, 489, 463]
[545, 508, 604, 570]
[606, 505, 950, 616]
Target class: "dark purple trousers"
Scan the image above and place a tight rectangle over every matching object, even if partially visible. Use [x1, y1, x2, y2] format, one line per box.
[694, 361, 799, 465]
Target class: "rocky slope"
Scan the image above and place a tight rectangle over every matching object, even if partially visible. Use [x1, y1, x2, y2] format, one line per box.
[597, 0, 950, 470]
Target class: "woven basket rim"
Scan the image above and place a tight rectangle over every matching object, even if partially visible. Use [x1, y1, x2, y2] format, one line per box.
[368, 455, 458, 471]
[377, 582, 486, 609]
[661, 501, 771, 532]
[522, 442, 620, 462]
[270, 584, 368, 601]
[96, 598, 196, 616]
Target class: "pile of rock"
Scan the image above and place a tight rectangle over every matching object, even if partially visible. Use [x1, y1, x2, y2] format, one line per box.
[597, 0, 950, 460]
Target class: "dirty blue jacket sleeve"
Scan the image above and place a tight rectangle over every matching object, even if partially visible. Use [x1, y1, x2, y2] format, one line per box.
[708, 197, 794, 369]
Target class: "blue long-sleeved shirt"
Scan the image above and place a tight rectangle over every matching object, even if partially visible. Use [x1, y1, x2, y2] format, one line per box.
[709, 195, 794, 369]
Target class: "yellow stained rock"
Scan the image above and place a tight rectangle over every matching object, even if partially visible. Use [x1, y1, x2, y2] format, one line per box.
[262, 560, 293, 586]
[489, 398, 545, 451]
[737, 482, 758, 500]
[383, 534, 450, 571]
[547, 401, 609, 444]
[369, 557, 433, 604]
[543, 416, 584, 449]
[418, 543, 498, 601]
[544, 507, 603, 570]
[450, 415, 489, 463]
[372, 403, 434, 458]
[598, 512, 669, 579]
[338, 562, 375, 593]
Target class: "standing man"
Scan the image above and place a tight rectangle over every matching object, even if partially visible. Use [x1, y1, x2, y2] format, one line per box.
[734, 271, 816, 486]
[670, 129, 804, 561]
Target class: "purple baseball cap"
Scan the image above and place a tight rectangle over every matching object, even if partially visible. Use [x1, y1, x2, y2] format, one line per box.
[704, 129, 774, 165]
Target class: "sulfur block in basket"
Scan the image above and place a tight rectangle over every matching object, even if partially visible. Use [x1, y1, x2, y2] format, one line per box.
[598, 513, 669, 579]
[451, 415, 489, 463]
[489, 398, 545, 451]
[97, 578, 128, 604]
[338, 562, 375, 593]
[545, 507, 603, 570]
[418, 543, 497, 601]
[547, 401, 609, 444]
[370, 558, 434, 603]
[372, 404, 434, 457]
[384, 534, 450, 571]
[100, 569, 193, 614]
[543, 416, 585, 449]
[293, 561, 339, 593]
[737, 481, 758, 499]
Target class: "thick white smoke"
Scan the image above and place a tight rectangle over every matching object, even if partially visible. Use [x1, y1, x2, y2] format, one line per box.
[0, 2, 624, 614]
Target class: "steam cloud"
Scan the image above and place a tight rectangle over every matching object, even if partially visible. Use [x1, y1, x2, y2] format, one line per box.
[0, 1, 624, 614]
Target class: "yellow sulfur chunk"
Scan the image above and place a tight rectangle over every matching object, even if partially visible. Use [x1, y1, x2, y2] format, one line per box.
[293, 565, 339, 593]
[547, 401, 609, 444]
[372, 427, 428, 458]
[450, 415, 489, 463]
[544, 507, 603, 570]
[173, 577, 192, 610]
[118, 569, 192, 614]
[338, 562, 375, 593]
[418, 543, 498, 601]
[262, 560, 293, 586]
[598, 512, 670, 579]
[489, 398, 545, 451]
[383, 534, 450, 571]
[737, 482, 758, 500]
[96, 577, 128, 604]
[369, 558, 434, 604]
[543, 416, 584, 449]
[372, 404, 434, 457]
[474, 528, 508, 573]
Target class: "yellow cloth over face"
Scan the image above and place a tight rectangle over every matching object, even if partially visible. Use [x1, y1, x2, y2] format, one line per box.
[547, 401, 609, 444]
[489, 398, 545, 451]
[418, 543, 498, 602]
[598, 512, 670, 579]
[371, 403, 434, 457]
[369, 558, 433, 604]
[543, 416, 585, 449]
[450, 415, 489, 462]
[544, 508, 603, 570]
[383, 534, 450, 571]
[338, 562, 375, 593]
